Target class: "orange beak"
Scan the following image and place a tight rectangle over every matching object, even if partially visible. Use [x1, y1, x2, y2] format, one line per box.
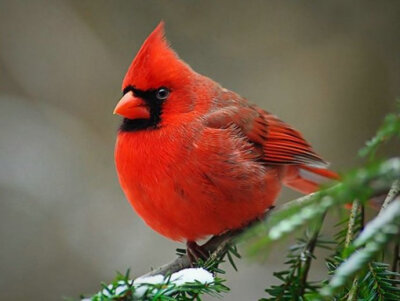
[113, 91, 150, 119]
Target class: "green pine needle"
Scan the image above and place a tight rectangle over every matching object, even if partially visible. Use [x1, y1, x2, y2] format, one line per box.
[245, 158, 400, 255]
[321, 200, 400, 297]
[359, 106, 400, 159]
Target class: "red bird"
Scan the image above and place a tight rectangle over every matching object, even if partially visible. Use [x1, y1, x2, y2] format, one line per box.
[114, 22, 338, 257]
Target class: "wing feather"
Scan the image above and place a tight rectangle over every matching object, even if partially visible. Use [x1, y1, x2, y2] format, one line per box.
[203, 103, 327, 168]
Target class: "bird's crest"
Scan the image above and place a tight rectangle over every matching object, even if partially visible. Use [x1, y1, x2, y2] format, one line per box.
[122, 22, 192, 91]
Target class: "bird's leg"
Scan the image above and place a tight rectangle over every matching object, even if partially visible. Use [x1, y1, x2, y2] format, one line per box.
[186, 241, 209, 266]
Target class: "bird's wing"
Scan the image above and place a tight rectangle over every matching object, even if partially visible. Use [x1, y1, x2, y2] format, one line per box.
[203, 104, 327, 168]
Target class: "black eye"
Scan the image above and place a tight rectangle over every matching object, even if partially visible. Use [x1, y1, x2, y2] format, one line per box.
[156, 88, 169, 100]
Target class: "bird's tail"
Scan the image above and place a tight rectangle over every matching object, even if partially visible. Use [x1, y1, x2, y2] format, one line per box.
[283, 165, 339, 194]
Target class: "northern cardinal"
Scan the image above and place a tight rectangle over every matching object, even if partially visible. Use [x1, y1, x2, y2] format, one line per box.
[114, 22, 338, 258]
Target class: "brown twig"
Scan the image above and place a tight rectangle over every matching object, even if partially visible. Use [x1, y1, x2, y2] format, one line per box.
[347, 180, 400, 299]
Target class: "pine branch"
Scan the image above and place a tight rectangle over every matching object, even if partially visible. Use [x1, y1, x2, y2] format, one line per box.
[262, 223, 331, 300]
[346, 277, 359, 301]
[367, 262, 386, 300]
[358, 108, 400, 159]
[383, 180, 400, 274]
[298, 213, 326, 296]
[262, 237, 312, 300]
[381, 179, 400, 213]
[345, 200, 361, 301]
[246, 158, 400, 255]
[345, 200, 361, 248]
[359, 262, 400, 301]
[334, 212, 363, 251]
[321, 196, 400, 297]
[320, 206, 364, 300]
[345, 200, 363, 300]
[84, 269, 230, 301]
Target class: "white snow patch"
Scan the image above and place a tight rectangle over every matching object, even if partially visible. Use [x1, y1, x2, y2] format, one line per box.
[133, 268, 214, 297]
[83, 268, 214, 300]
[133, 274, 164, 297]
[169, 268, 214, 286]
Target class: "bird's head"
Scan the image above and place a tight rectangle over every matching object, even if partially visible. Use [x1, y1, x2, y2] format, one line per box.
[114, 22, 197, 131]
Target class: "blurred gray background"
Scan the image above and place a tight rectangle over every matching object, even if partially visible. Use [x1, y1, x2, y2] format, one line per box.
[0, 1, 399, 300]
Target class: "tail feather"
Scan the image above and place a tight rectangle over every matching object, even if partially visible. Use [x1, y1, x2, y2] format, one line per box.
[283, 165, 339, 195]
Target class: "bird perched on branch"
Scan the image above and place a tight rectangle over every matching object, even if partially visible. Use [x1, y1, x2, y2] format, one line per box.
[114, 22, 338, 260]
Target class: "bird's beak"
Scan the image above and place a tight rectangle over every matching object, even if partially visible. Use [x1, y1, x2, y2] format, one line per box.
[113, 91, 150, 119]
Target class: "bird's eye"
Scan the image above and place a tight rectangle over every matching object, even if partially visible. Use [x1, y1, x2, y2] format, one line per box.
[156, 88, 169, 100]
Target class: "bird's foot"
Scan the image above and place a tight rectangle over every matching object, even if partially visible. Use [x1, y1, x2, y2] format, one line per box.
[186, 241, 209, 266]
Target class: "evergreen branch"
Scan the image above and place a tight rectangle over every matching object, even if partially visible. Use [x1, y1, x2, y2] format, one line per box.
[262, 224, 331, 300]
[381, 179, 400, 212]
[334, 212, 363, 251]
[358, 107, 400, 159]
[245, 158, 400, 255]
[366, 262, 386, 300]
[263, 254, 300, 301]
[298, 213, 326, 296]
[385, 180, 400, 274]
[354, 197, 400, 248]
[359, 262, 400, 301]
[320, 197, 400, 297]
[84, 269, 229, 301]
[320, 202, 364, 299]
[344, 200, 361, 300]
[262, 237, 309, 300]
[346, 277, 359, 301]
[345, 200, 361, 248]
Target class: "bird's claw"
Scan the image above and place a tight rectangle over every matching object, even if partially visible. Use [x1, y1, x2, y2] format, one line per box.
[186, 241, 209, 266]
